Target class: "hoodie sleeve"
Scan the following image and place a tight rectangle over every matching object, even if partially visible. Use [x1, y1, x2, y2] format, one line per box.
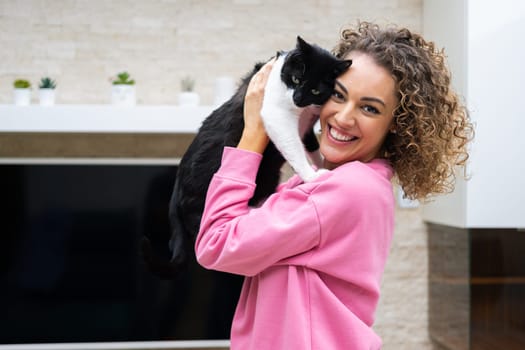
[195, 147, 321, 276]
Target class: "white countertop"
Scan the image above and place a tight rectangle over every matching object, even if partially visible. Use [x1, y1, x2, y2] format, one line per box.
[0, 104, 214, 133]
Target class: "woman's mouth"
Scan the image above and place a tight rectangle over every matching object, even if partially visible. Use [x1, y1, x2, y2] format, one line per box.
[328, 125, 358, 143]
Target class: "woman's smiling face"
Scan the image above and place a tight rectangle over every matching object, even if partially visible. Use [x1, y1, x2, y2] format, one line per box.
[319, 52, 398, 169]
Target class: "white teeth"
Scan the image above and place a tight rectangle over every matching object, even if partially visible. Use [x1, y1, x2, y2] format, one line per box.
[329, 127, 356, 142]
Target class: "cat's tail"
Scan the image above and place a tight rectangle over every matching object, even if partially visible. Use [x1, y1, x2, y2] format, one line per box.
[140, 182, 189, 279]
[140, 236, 186, 279]
[168, 204, 189, 266]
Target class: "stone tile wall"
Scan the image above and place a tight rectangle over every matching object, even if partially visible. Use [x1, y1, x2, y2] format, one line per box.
[0, 0, 421, 105]
[376, 206, 434, 349]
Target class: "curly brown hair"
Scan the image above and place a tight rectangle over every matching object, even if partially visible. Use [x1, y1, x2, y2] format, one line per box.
[332, 22, 474, 201]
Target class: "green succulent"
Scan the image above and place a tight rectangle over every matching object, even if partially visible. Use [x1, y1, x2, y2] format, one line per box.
[39, 77, 57, 89]
[181, 76, 195, 92]
[13, 79, 31, 89]
[112, 71, 135, 85]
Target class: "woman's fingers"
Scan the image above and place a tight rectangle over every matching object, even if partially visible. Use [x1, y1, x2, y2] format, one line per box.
[238, 58, 276, 153]
[244, 58, 275, 128]
[247, 58, 275, 97]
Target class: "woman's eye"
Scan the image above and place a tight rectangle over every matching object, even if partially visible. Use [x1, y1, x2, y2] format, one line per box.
[363, 105, 379, 114]
[331, 90, 344, 101]
[311, 89, 320, 95]
[291, 75, 300, 84]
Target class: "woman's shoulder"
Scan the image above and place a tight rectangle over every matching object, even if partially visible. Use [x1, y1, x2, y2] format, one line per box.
[338, 158, 393, 182]
[300, 159, 393, 193]
[275, 159, 394, 214]
[277, 157, 392, 196]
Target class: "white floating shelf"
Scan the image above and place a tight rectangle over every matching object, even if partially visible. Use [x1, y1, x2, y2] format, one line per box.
[0, 104, 214, 134]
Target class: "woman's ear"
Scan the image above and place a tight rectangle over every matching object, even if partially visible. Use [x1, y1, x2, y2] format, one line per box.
[389, 125, 397, 134]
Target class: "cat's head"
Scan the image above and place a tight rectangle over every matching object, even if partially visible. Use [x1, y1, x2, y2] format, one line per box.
[281, 36, 352, 107]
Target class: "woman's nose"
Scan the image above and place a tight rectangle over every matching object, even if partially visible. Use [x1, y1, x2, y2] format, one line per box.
[334, 103, 357, 128]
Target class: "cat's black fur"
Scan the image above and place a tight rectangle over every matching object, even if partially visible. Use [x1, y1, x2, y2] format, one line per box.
[141, 37, 351, 278]
[280, 37, 349, 108]
[141, 65, 286, 277]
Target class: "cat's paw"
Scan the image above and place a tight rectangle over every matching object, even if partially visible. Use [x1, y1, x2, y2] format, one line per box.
[302, 168, 330, 182]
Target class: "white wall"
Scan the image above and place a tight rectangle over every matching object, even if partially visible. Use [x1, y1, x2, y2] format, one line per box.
[466, 0, 525, 227]
[422, 0, 525, 228]
[421, 0, 468, 228]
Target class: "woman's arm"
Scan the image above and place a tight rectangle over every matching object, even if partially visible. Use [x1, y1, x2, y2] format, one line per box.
[195, 59, 320, 276]
[195, 147, 321, 276]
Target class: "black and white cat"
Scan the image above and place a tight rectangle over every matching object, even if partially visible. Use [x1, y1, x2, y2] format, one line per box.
[142, 37, 351, 277]
[261, 36, 351, 182]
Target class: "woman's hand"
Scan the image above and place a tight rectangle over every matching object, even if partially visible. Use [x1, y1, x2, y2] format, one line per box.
[237, 59, 275, 154]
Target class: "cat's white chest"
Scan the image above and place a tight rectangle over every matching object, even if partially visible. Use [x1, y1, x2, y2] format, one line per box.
[262, 56, 298, 118]
[260, 54, 327, 182]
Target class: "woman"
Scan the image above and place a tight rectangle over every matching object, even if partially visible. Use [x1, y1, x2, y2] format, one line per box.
[195, 22, 473, 349]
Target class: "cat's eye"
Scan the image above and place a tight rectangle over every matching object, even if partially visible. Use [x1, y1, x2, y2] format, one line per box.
[291, 75, 300, 85]
[311, 89, 320, 95]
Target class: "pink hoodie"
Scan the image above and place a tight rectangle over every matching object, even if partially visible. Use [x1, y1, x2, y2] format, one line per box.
[196, 147, 394, 350]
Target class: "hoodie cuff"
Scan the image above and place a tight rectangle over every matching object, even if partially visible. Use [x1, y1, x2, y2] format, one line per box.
[216, 147, 263, 183]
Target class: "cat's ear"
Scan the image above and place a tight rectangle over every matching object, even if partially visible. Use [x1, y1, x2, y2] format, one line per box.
[335, 59, 352, 75]
[296, 36, 312, 52]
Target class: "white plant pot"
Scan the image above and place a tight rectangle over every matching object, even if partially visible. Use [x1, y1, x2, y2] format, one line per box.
[111, 85, 136, 106]
[214, 76, 235, 107]
[13, 88, 31, 106]
[178, 92, 200, 106]
[39, 88, 56, 106]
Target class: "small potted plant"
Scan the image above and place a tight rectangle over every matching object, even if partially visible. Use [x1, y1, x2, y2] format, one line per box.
[111, 71, 136, 106]
[13, 79, 31, 106]
[178, 76, 200, 106]
[38, 77, 57, 106]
